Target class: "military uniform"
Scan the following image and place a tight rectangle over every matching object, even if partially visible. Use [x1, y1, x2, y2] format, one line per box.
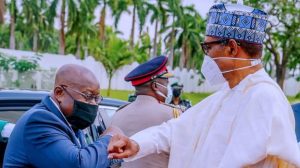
[169, 83, 192, 112]
[170, 99, 192, 112]
[110, 56, 181, 168]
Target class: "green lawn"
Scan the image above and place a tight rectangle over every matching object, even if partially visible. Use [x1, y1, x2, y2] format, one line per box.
[101, 89, 300, 105]
[101, 89, 211, 105]
[288, 96, 300, 104]
[101, 89, 134, 101]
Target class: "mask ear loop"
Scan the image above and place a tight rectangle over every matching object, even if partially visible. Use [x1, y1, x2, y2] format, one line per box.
[213, 57, 261, 61]
[221, 59, 262, 74]
[152, 81, 168, 99]
[154, 82, 168, 89]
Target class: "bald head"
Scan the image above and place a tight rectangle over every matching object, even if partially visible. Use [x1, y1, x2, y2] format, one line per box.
[52, 64, 100, 117]
[54, 64, 99, 89]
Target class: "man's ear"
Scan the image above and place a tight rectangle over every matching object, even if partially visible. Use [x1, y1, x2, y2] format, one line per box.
[228, 39, 239, 56]
[53, 86, 64, 103]
[151, 82, 158, 91]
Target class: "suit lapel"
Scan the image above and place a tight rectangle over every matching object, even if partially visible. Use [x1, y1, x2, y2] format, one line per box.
[41, 95, 82, 147]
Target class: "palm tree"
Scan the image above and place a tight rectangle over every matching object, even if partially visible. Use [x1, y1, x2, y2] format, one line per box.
[89, 27, 133, 96]
[162, 0, 181, 68]
[177, 6, 204, 69]
[163, 5, 204, 69]
[146, 0, 169, 58]
[0, 0, 5, 24]
[67, 0, 98, 58]
[48, 0, 78, 55]
[99, 0, 129, 43]
[8, 0, 17, 49]
[129, 0, 149, 49]
[21, 0, 50, 52]
[0, 24, 10, 48]
[99, 0, 107, 42]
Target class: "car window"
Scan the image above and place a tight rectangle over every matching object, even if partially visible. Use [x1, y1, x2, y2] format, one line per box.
[96, 105, 118, 127]
[0, 111, 25, 123]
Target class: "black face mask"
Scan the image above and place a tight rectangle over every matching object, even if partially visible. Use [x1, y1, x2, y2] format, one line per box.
[66, 99, 98, 130]
[172, 88, 182, 97]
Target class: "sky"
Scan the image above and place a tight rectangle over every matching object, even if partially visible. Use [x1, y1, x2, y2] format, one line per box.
[95, 0, 216, 42]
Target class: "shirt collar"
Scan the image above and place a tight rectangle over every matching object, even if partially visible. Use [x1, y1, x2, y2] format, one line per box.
[231, 68, 267, 92]
[136, 95, 159, 102]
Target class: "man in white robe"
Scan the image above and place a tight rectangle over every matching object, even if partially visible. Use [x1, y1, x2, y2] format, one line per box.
[108, 3, 300, 168]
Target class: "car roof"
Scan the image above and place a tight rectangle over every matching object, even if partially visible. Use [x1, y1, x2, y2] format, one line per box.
[0, 90, 50, 101]
[0, 89, 128, 109]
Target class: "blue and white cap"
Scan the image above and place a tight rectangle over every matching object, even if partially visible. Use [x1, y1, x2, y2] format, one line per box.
[206, 3, 268, 44]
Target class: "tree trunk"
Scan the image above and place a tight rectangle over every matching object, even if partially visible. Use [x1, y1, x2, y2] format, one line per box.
[130, 4, 136, 49]
[99, 1, 106, 42]
[146, 27, 151, 58]
[266, 35, 289, 90]
[59, 0, 66, 55]
[179, 41, 188, 69]
[9, 14, 15, 49]
[179, 45, 185, 69]
[33, 30, 38, 52]
[151, 19, 159, 59]
[275, 45, 289, 89]
[168, 16, 175, 69]
[75, 35, 81, 59]
[0, 0, 5, 24]
[84, 46, 88, 58]
[107, 74, 112, 97]
[275, 65, 286, 89]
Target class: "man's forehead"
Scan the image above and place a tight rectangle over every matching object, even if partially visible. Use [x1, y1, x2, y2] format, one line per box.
[68, 79, 99, 92]
[204, 36, 218, 42]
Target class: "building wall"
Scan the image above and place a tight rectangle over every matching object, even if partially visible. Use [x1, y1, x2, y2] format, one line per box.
[0, 48, 299, 96]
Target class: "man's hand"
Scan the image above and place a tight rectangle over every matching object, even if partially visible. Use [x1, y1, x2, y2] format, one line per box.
[108, 134, 140, 159]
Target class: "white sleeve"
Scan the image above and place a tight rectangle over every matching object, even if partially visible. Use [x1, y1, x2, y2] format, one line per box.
[1, 123, 15, 138]
[124, 121, 172, 162]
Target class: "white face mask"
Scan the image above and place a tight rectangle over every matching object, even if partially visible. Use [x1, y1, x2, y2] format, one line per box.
[154, 82, 171, 103]
[200, 55, 262, 86]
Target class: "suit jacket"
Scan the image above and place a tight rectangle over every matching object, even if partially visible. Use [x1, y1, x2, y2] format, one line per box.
[110, 95, 176, 168]
[292, 103, 300, 142]
[3, 95, 111, 168]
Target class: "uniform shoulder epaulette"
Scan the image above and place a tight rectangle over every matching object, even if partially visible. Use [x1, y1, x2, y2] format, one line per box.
[116, 103, 131, 112]
[161, 103, 182, 118]
[161, 103, 177, 109]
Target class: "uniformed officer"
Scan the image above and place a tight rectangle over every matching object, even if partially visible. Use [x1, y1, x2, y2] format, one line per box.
[110, 56, 181, 168]
[169, 82, 192, 112]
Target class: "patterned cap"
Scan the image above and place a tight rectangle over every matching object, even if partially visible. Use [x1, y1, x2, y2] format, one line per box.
[206, 3, 268, 44]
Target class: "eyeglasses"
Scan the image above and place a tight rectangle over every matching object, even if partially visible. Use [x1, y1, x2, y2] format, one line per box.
[200, 39, 229, 55]
[61, 85, 103, 103]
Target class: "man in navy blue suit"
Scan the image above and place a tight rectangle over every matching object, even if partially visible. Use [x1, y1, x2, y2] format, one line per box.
[292, 103, 300, 142]
[3, 64, 127, 168]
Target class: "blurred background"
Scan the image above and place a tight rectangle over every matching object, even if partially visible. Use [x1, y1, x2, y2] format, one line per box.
[0, 0, 299, 104]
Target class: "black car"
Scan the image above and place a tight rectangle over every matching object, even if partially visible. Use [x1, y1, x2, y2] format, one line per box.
[0, 89, 128, 165]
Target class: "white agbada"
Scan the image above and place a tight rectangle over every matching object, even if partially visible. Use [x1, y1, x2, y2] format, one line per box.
[125, 69, 300, 168]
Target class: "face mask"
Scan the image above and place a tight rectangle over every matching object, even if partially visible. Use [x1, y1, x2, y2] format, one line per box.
[172, 88, 182, 97]
[66, 99, 98, 130]
[154, 82, 171, 103]
[166, 85, 173, 104]
[201, 55, 261, 86]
